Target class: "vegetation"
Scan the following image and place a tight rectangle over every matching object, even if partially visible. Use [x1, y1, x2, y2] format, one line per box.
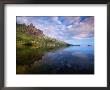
[16, 23, 69, 48]
[16, 23, 70, 74]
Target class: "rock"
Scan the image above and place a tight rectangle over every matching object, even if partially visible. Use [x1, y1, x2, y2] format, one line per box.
[26, 23, 44, 36]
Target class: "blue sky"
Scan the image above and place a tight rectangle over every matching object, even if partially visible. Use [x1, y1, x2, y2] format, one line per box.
[16, 16, 94, 45]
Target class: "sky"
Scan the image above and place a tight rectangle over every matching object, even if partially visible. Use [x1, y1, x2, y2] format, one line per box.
[16, 16, 94, 45]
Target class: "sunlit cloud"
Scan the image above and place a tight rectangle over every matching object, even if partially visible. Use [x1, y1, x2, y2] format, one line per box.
[16, 16, 94, 45]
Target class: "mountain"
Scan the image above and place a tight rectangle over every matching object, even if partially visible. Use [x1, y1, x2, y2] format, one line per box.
[17, 23, 44, 36]
[16, 23, 72, 74]
[16, 23, 71, 48]
[26, 23, 44, 36]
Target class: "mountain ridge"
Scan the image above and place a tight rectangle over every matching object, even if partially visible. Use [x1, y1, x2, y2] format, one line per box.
[16, 23, 71, 48]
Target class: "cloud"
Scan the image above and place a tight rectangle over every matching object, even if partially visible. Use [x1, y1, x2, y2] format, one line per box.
[51, 16, 62, 24]
[61, 16, 81, 25]
[16, 16, 94, 45]
[67, 16, 94, 39]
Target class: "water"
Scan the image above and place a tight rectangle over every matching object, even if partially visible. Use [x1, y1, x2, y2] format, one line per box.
[17, 46, 94, 74]
[16, 46, 94, 74]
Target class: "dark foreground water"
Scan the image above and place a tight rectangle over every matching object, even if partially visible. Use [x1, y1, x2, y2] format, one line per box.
[16, 46, 94, 74]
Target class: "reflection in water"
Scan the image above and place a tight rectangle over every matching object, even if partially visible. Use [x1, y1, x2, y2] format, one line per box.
[16, 46, 94, 74]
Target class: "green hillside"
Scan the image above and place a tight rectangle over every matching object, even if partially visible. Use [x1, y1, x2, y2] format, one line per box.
[16, 23, 69, 49]
[16, 23, 70, 74]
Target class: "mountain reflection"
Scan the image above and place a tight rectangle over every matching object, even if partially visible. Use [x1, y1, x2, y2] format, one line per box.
[17, 46, 94, 74]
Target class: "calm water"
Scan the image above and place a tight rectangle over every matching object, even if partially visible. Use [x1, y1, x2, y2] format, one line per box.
[17, 46, 94, 74]
[16, 46, 94, 74]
